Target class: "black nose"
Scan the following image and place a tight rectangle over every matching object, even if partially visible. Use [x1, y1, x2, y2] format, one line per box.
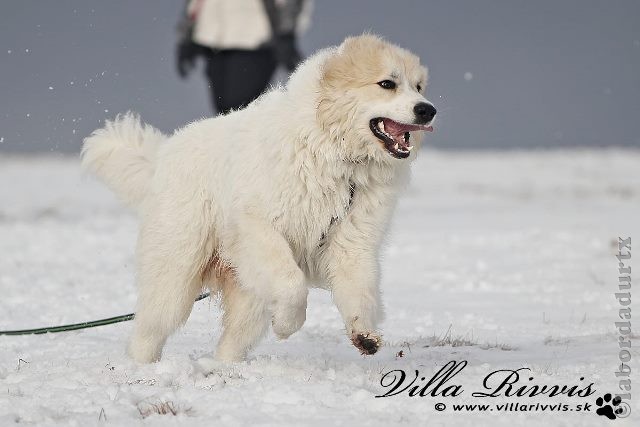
[414, 102, 436, 123]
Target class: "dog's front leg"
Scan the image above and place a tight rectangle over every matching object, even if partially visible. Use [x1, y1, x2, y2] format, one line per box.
[326, 249, 384, 355]
[224, 214, 308, 340]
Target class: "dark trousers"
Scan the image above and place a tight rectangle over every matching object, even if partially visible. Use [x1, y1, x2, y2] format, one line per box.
[204, 48, 277, 115]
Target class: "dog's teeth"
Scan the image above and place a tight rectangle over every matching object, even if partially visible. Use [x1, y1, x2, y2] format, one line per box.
[394, 142, 399, 150]
[378, 121, 385, 132]
[407, 145, 414, 151]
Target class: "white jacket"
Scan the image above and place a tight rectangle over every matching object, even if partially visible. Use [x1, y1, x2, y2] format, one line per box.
[187, 0, 312, 50]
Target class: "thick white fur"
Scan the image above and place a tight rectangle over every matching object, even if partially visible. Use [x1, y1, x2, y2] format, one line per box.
[82, 35, 434, 363]
[81, 115, 164, 209]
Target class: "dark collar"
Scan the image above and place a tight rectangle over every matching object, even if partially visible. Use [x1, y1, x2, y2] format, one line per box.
[318, 180, 356, 247]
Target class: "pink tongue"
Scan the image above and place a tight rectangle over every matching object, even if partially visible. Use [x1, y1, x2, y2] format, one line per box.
[384, 120, 409, 136]
[384, 119, 432, 135]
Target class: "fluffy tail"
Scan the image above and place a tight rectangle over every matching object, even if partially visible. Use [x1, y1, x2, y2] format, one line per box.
[81, 112, 165, 209]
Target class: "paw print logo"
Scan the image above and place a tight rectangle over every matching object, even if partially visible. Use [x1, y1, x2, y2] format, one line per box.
[595, 393, 630, 420]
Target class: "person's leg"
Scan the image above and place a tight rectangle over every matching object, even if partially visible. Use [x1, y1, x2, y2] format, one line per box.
[204, 48, 227, 115]
[215, 48, 277, 114]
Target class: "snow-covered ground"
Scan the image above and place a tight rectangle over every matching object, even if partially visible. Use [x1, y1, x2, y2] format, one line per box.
[1, 149, 638, 426]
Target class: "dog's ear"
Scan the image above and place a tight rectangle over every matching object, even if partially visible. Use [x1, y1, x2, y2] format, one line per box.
[316, 35, 389, 140]
[321, 35, 387, 91]
[339, 34, 387, 55]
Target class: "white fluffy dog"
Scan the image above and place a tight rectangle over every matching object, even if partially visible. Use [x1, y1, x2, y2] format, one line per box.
[82, 35, 436, 363]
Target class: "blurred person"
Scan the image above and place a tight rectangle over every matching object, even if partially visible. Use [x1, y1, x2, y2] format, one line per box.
[176, 0, 312, 115]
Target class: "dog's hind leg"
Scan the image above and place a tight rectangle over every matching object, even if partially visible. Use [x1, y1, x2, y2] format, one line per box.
[128, 210, 211, 363]
[215, 269, 269, 362]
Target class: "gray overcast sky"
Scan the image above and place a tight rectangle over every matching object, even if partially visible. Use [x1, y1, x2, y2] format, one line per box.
[1, 0, 639, 153]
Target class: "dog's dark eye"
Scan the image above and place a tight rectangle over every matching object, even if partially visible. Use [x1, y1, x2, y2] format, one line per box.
[416, 84, 422, 92]
[377, 80, 396, 90]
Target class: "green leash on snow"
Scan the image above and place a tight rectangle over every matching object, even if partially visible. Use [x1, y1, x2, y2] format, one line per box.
[0, 292, 211, 336]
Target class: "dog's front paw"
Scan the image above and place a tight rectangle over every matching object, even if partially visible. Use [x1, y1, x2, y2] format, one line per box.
[350, 331, 382, 355]
[272, 305, 306, 339]
[271, 295, 307, 339]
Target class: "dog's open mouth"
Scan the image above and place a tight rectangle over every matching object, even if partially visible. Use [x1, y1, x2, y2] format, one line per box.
[369, 118, 433, 159]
